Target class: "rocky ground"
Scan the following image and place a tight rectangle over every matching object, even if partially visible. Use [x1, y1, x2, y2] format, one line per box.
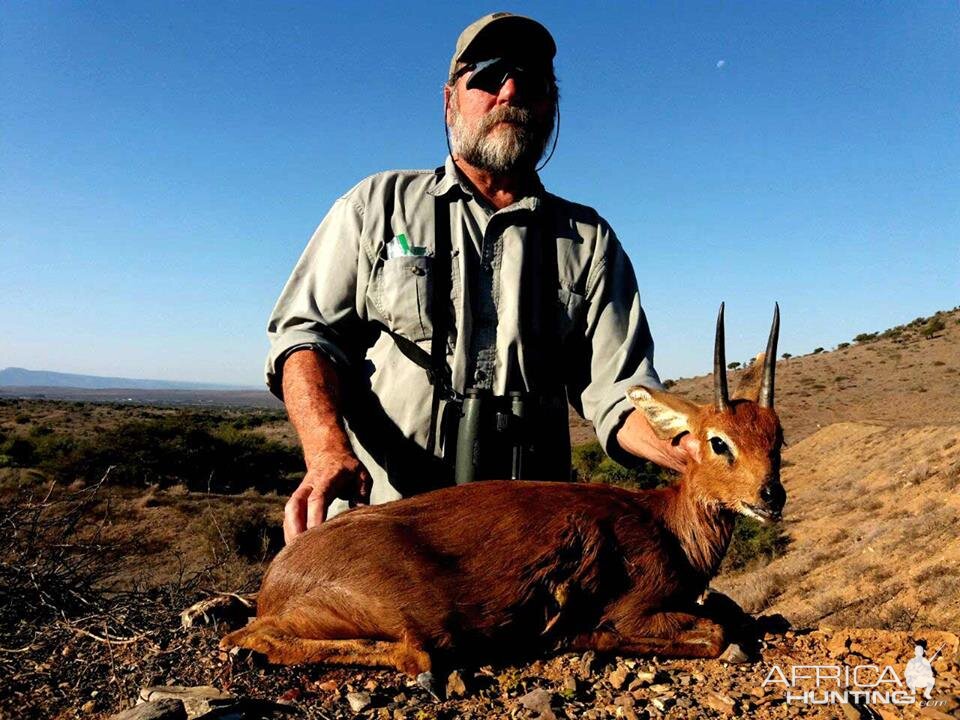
[35, 611, 960, 720]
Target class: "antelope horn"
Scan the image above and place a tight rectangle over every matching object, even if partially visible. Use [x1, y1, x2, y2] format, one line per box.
[714, 302, 730, 412]
[759, 303, 780, 408]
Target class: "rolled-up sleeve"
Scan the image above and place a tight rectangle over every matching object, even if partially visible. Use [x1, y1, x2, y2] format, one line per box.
[574, 228, 663, 466]
[265, 193, 372, 400]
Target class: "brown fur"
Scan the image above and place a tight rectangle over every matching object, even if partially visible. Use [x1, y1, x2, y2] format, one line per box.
[222, 389, 784, 673]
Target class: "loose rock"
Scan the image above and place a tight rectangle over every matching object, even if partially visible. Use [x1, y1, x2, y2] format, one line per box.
[110, 699, 187, 720]
[138, 686, 233, 718]
[608, 666, 630, 690]
[446, 670, 468, 698]
[703, 691, 737, 715]
[719, 643, 751, 664]
[346, 691, 372, 713]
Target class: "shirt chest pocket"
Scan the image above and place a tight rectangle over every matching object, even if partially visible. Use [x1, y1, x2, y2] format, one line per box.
[377, 256, 434, 342]
[557, 286, 587, 341]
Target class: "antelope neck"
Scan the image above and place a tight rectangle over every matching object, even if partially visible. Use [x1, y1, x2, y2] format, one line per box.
[666, 480, 737, 577]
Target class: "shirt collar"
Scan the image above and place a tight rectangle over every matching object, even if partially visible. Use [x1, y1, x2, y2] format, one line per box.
[428, 155, 545, 214]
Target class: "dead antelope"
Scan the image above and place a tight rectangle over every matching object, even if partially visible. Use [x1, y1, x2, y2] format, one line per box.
[221, 304, 785, 675]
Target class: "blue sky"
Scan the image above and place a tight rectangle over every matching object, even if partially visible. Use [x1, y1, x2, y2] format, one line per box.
[2, 2, 957, 387]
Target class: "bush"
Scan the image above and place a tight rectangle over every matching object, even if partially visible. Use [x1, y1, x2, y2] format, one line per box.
[8, 415, 302, 494]
[722, 516, 790, 572]
[812, 347, 824, 354]
[836, 342, 850, 350]
[921, 317, 946, 338]
[854, 332, 879, 343]
[727, 362, 741, 370]
[572, 441, 670, 491]
[781, 353, 792, 360]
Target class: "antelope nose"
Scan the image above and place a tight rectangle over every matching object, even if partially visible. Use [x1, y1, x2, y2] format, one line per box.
[761, 482, 786, 512]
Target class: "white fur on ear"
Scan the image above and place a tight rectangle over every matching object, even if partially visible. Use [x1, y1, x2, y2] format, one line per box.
[626, 385, 693, 439]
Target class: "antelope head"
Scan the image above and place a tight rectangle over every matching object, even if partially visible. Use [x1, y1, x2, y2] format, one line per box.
[627, 304, 785, 524]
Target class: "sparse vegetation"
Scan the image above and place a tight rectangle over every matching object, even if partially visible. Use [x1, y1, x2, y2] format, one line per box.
[920, 316, 946, 339]
[571, 440, 671, 490]
[727, 361, 741, 370]
[721, 517, 790, 572]
[0, 413, 302, 493]
[812, 347, 824, 354]
[854, 332, 879, 343]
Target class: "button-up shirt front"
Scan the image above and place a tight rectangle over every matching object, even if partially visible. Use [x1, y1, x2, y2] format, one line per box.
[266, 156, 661, 517]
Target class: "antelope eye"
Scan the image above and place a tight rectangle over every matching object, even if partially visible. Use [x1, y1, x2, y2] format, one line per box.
[709, 437, 729, 455]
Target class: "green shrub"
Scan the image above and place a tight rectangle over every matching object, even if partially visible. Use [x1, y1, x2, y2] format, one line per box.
[921, 317, 946, 338]
[722, 516, 790, 572]
[572, 441, 670, 491]
[854, 332, 879, 343]
[836, 342, 850, 350]
[812, 347, 824, 354]
[15, 415, 302, 494]
[727, 362, 741, 370]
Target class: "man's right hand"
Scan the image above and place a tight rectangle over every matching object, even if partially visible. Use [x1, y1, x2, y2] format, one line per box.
[283, 437, 372, 544]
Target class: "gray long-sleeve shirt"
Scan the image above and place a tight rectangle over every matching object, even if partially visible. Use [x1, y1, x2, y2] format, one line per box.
[266, 156, 661, 517]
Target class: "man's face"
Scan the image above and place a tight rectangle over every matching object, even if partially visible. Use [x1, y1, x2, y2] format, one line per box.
[446, 62, 556, 176]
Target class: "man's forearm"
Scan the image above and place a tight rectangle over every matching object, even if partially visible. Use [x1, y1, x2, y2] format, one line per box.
[281, 349, 353, 467]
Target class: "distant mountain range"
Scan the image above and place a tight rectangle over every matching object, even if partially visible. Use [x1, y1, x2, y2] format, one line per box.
[0, 367, 256, 391]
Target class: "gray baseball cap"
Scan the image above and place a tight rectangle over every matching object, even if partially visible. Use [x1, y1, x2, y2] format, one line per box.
[449, 12, 556, 81]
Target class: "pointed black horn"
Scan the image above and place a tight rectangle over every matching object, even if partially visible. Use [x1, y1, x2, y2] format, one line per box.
[759, 303, 780, 408]
[714, 302, 730, 412]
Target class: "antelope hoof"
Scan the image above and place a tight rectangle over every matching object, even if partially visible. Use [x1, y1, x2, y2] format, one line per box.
[181, 593, 256, 629]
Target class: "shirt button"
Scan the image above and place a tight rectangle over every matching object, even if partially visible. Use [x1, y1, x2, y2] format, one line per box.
[410, 266, 425, 276]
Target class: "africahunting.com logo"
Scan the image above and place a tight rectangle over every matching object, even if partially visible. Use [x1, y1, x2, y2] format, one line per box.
[762, 643, 947, 706]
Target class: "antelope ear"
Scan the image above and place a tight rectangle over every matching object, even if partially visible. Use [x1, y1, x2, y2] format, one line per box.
[732, 353, 765, 402]
[626, 386, 699, 440]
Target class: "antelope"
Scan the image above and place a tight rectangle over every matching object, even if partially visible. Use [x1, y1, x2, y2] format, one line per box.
[221, 304, 785, 676]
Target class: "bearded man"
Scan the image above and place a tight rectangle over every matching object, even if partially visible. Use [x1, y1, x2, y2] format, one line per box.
[267, 13, 698, 544]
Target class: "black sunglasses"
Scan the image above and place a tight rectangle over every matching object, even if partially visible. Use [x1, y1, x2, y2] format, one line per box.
[457, 58, 553, 98]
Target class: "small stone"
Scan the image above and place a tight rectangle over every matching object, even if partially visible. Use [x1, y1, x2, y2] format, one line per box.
[703, 691, 736, 715]
[750, 685, 768, 698]
[519, 687, 553, 714]
[827, 631, 852, 658]
[579, 650, 596, 677]
[629, 670, 656, 689]
[446, 670, 468, 698]
[560, 675, 578, 697]
[276, 688, 300, 704]
[138, 686, 233, 718]
[650, 696, 674, 712]
[346, 691, 372, 712]
[109, 699, 187, 720]
[609, 667, 630, 690]
[613, 694, 635, 707]
[81, 700, 96, 713]
[647, 684, 672, 694]
[719, 643, 750, 664]
[315, 679, 339, 693]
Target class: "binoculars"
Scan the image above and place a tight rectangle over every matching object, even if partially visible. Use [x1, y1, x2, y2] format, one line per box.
[439, 389, 533, 484]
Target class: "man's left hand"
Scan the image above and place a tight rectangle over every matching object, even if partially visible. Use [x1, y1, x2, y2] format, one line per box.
[616, 410, 701, 473]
